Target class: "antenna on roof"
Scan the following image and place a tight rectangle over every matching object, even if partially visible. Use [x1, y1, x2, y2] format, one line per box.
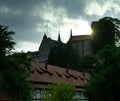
[66, 64, 70, 73]
[45, 60, 48, 70]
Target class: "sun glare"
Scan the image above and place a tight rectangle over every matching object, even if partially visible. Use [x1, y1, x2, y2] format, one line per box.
[73, 21, 92, 35]
[59, 20, 92, 43]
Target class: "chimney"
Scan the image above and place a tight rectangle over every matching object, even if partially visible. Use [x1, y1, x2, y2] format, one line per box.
[83, 72, 85, 77]
[82, 69, 85, 76]
[66, 65, 69, 73]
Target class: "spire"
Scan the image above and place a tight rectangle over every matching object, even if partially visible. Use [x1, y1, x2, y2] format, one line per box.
[70, 29, 72, 38]
[43, 33, 47, 39]
[58, 31, 61, 42]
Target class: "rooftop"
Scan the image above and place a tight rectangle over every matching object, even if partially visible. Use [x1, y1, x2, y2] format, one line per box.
[28, 62, 91, 91]
[71, 35, 92, 42]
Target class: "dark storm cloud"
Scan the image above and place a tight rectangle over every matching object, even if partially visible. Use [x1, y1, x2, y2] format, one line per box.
[0, 0, 47, 43]
[0, 0, 120, 51]
[0, 0, 97, 42]
[0, 0, 46, 11]
[50, 0, 116, 24]
[51, 0, 87, 19]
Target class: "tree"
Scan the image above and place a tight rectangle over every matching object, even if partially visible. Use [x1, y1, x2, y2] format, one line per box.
[64, 40, 80, 70]
[80, 54, 101, 73]
[85, 45, 120, 101]
[48, 43, 66, 67]
[43, 82, 76, 101]
[0, 25, 33, 100]
[48, 40, 81, 70]
[0, 25, 15, 55]
[91, 17, 120, 53]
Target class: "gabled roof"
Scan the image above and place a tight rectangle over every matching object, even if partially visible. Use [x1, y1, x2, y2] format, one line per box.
[71, 35, 92, 42]
[28, 62, 91, 91]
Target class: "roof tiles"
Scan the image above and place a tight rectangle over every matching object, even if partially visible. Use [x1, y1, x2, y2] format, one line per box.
[28, 62, 91, 91]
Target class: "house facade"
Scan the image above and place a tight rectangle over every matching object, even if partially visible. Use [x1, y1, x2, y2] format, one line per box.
[28, 62, 91, 101]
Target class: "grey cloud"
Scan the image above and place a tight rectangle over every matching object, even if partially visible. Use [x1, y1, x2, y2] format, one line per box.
[51, 0, 87, 19]
[0, 0, 46, 11]
[0, 0, 47, 43]
[0, 0, 120, 51]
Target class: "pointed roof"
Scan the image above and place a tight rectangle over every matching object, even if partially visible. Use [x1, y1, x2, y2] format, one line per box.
[43, 33, 47, 39]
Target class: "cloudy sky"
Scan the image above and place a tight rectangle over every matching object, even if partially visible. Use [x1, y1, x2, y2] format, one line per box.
[0, 0, 120, 52]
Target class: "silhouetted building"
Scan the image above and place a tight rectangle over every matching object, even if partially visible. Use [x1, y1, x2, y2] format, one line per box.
[38, 34, 64, 62]
[30, 31, 92, 62]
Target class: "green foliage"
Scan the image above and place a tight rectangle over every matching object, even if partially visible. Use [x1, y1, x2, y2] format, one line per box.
[91, 17, 120, 53]
[4, 69, 33, 100]
[48, 43, 66, 67]
[85, 45, 120, 101]
[64, 40, 80, 70]
[43, 82, 76, 101]
[80, 54, 101, 73]
[0, 25, 33, 100]
[0, 25, 15, 57]
[8, 52, 32, 77]
[0, 72, 4, 89]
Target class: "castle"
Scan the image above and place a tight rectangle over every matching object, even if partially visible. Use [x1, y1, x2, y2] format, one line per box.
[30, 30, 92, 63]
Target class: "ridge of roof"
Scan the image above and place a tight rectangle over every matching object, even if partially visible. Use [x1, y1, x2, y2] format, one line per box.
[71, 35, 92, 42]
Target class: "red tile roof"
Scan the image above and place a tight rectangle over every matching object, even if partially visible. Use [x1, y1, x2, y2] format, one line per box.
[28, 62, 91, 91]
[71, 35, 92, 42]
